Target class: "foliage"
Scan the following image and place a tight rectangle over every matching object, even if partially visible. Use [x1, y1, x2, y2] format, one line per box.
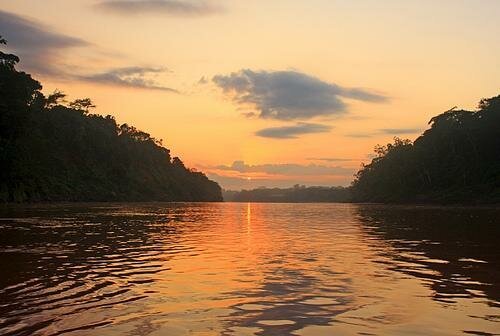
[68, 98, 96, 114]
[0, 37, 222, 202]
[225, 185, 351, 203]
[352, 98, 500, 203]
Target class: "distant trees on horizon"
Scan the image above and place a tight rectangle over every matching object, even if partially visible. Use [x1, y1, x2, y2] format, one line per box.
[224, 185, 351, 203]
[1, 35, 498, 204]
[227, 96, 500, 204]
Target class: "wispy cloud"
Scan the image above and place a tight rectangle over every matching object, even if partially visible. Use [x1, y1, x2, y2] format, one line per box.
[345, 132, 375, 138]
[79, 67, 178, 92]
[0, 10, 178, 92]
[213, 69, 387, 121]
[95, 0, 223, 16]
[205, 159, 357, 190]
[208, 172, 352, 190]
[0, 9, 88, 76]
[306, 157, 355, 162]
[215, 161, 353, 176]
[379, 128, 422, 135]
[347, 127, 422, 138]
[255, 122, 331, 139]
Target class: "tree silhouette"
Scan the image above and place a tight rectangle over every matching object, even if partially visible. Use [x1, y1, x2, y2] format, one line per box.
[0, 37, 222, 202]
[352, 96, 500, 203]
[0, 35, 20, 69]
[69, 98, 96, 114]
[45, 90, 67, 108]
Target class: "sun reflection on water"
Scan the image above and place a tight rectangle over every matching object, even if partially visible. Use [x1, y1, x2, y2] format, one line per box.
[0, 203, 498, 336]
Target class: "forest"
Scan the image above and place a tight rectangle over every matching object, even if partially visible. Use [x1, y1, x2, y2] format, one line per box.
[228, 95, 500, 204]
[351, 95, 500, 203]
[0, 37, 222, 202]
[224, 185, 351, 203]
[2, 35, 498, 204]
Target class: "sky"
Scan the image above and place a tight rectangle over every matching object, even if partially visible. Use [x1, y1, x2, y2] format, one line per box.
[1, 0, 499, 190]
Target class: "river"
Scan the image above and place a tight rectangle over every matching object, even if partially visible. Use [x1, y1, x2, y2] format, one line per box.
[0, 203, 498, 335]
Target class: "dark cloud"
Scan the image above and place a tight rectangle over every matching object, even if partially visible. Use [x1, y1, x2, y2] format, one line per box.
[215, 161, 353, 176]
[241, 111, 257, 118]
[95, 0, 222, 16]
[255, 122, 331, 139]
[213, 69, 387, 121]
[79, 67, 178, 92]
[0, 9, 88, 76]
[340, 87, 388, 102]
[0, 10, 178, 92]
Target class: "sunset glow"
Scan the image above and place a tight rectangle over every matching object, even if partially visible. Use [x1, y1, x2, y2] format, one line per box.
[1, 0, 499, 190]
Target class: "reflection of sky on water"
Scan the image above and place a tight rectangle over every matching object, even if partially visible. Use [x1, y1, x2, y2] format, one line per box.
[0, 203, 498, 336]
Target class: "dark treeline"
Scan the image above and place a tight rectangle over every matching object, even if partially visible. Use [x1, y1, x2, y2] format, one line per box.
[353, 95, 500, 203]
[224, 185, 351, 203]
[2, 35, 498, 204]
[0, 37, 222, 202]
[228, 95, 500, 204]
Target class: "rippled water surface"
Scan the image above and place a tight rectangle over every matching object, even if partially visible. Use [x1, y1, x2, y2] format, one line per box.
[0, 203, 499, 336]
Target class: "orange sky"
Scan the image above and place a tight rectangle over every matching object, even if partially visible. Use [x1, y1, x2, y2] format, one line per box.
[1, 0, 499, 189]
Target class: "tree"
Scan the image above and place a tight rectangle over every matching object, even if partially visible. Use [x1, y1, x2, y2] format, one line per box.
[352, 97, 500, 203]
[45, 90, 67, 108]
[0, 39, 222, 202]
[0, 35, 20, 70]
[69, 98, 96, 114]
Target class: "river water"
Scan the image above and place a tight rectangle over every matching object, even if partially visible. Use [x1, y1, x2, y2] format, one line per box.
[0, 203, 498, 336]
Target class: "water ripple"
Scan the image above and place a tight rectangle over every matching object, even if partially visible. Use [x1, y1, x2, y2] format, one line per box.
[0, 203, 498, 335]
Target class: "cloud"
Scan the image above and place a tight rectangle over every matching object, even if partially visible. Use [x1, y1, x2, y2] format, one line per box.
[0, 9, 88, 76]
[255, 122, 331, 139]
[95, 0, 222, 16]
[198, 76, 209, 84]
[0, 10, 178, 92]
[213, 69, 387, 121]
[307, 157, 355, 162]
[379, 128, 422, 135]
[207, 172, 353, 190]
[345, 132, 376, 138]
[215, 161, 352, 176]
[79, 67, 178, 92]
[347, 128, 422, 138]
[206, 160, 357, 189]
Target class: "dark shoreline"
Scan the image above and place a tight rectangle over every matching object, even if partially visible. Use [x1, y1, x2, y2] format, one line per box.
[1, 201, 499, 208]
